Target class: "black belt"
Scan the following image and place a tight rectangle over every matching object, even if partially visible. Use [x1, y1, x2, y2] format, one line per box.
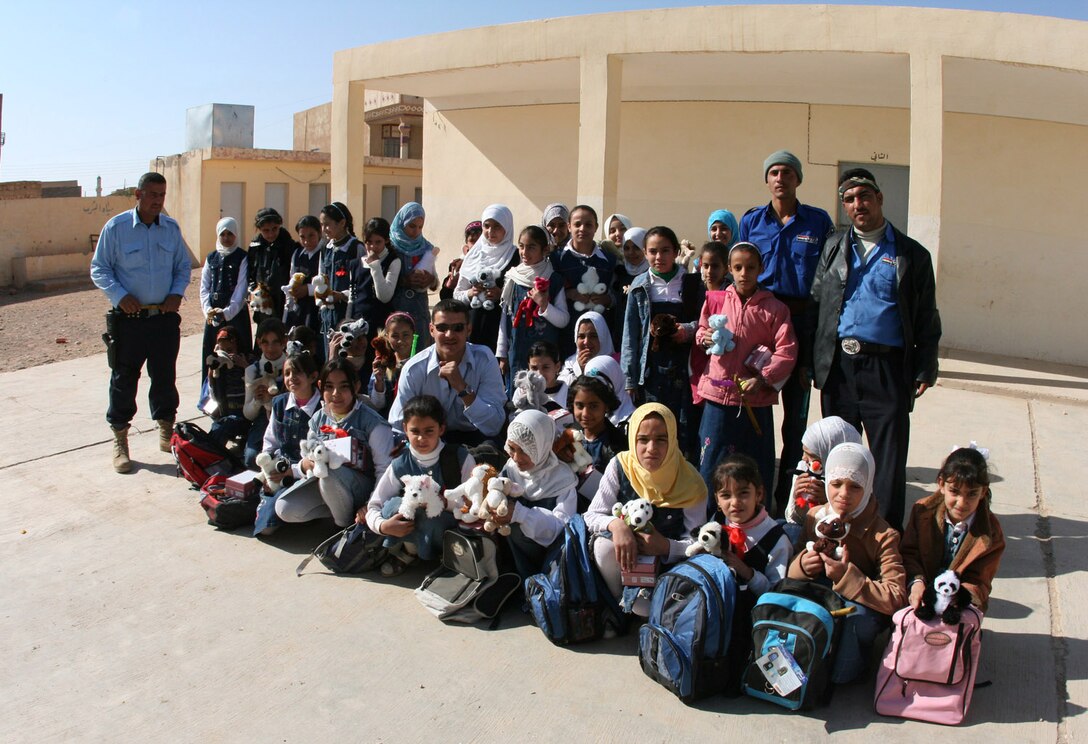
[840, 337, 897, 356]
[111, 306, 165, 319]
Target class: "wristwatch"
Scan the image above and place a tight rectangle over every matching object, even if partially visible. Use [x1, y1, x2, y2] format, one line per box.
[457, 387, 473, 399]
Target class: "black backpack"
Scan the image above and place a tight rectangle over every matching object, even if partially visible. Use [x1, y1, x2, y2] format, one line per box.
[296, 523, 389, 576]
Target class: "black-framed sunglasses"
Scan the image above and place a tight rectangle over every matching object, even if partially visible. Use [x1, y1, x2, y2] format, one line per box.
[433, 322, 466, 333]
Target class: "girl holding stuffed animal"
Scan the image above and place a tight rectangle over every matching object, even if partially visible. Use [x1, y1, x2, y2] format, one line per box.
[525, 341, 568, 416]
[205, 326, 248, 420]
[684, 240, 733, 460]
[455, 204, 519, 352]
[248, 207, 297, 331]
[695, 241, 797, 494]
[557, 311, 615, 386]
[363, 395, 477, 576]
[369, 312, 418, 418]
[562, 374, 627, 511]
[549, 205, 616, 360]
[199, 217, 251, 386]
[484, 409, 577, 579]
[620, 227, 700, 458]
[274, 359, 394, 528]
[901, 445, 1005, 614]
[389, 203, 437, 348]
[497, 225, 570, 382]
[261, 351, 322, 476]
[283, 215, 324, 342]
[783, 416, 863, 542]
[787, 442, 907, 684]
[236, 318, 288, 468]
[587, 404, 708, 615]
[317, 202, 360, 342]
[350, 217, 399, 349]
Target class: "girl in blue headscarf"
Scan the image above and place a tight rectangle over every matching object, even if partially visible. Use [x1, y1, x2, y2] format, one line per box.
[389, 202, 437, 348]
[707, 209, 739, 248]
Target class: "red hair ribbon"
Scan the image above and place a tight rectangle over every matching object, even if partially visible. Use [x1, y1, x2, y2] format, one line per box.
[725, 525, 748, 558]
[319, 425, 350, 438]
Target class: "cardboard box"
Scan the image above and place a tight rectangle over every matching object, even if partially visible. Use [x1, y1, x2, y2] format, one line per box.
[325, 435, 370, 471]
[225, 470, 262, 501]
[621, 554, 661, 588]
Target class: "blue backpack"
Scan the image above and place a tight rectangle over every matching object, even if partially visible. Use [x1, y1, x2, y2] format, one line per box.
[638, 554, 738, 701]
[742, 579, 847, 710]
[524, 515, 626, 645]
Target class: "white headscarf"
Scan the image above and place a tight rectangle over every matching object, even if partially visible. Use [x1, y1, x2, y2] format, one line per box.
[824, 442, 875, 520]
[802, 416, 863, 462]
[504, 410, 577, 502]
[461, 204, 517, 280]
[603, 213, 632, 243]
[622, 227, 649, 276]
[501, 227, 554, 312]
[564, 311, 615, 377]
[583, 355, 635, 424]
[216, 217, 240, 256]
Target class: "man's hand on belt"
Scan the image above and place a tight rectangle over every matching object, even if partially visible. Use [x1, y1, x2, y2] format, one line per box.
[118, 294, 141, 314]
[161, 294, 182, 313]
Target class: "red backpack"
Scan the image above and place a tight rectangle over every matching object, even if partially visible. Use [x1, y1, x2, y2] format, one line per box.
[170, 422, 240, 488]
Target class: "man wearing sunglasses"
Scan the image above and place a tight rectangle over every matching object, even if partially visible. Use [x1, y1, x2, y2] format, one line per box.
[388, 298, 507, 447]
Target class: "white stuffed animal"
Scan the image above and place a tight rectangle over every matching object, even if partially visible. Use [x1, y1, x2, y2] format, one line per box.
[477, 476, 525, 536]
[205, 348, 235, 373]
[612, 497, 655, 533]
[511, 370, 548, 413]
[398, 473, 446, 520]
[706, 314, 736, 355]
[300, 438, 348, 479]
[685, 521, 723, 557]
[248, 283, 274, 316]
[311, 274, 335, 310]
[337, 318, 370, 358]
[244, 354, 285, 415]
[281, 272, 307, 315]
[469, 269, 499, 311]
[574, 267, 607, 313]
[255, 452, 292, 494]
[444, 464, 497, 523]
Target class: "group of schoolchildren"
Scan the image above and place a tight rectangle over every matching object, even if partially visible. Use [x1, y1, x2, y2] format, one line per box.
[191, 196, 1005, 695]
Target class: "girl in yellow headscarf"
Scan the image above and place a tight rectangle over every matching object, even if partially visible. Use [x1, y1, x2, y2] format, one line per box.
[585, 403, 708, 614]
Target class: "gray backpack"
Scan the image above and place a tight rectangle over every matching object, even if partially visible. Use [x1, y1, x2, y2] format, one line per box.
[415, 531, 522, 626]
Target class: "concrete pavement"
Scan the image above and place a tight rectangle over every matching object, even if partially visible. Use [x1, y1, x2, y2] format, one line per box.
[0, 336, 1083, 742]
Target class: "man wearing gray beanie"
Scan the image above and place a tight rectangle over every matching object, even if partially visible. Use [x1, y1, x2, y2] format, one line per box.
[739, 150, 834, 518]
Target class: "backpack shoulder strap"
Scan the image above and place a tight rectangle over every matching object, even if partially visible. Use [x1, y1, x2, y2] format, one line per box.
[439, 445, 465, 492]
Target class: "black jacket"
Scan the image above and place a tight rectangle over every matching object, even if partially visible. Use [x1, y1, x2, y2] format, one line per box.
[809, 224, 941, 396]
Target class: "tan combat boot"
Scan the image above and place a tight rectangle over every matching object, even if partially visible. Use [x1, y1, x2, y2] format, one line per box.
[112, 426, 132, 474]
[156, 419, 175, 453]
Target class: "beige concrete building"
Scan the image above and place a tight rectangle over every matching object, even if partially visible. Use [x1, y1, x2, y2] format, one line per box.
[330, 5, 1088, 366]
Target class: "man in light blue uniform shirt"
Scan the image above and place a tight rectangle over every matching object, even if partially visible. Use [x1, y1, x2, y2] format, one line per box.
[388, 298, 506, 448]
[739, 150, 834, 516]
[90, 172, 192, 473]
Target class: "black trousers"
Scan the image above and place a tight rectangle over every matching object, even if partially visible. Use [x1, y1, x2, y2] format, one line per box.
[107, 312, 181, 430]
[820, 347, 910, 530]
[771, 334, 812, 518]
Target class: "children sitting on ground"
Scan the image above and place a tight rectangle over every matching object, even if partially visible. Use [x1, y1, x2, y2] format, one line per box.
[587, 404, 708, 616]
[200, 216, 251, 387]
[455, 204, 519, 352]
[558, 311, 614, 386]
[284, 215, 323, 342]
[902, 445, 1005, 613]
[695, 241, 797, 493]
[369, 312, 418, 418]
[498, 225, 570, 382]
[363, 395, 476, 576]
[236, 318, 289, 468]
[389, 203, 437, 348]
[783, 416, 864, 544]
[274, 359, 394, 528]
[787, 442, 907, 684]
[582, 355, 636, 427]
[204, 327, 247, 421]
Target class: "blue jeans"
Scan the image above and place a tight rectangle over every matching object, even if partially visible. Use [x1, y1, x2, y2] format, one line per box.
[380, 496, 456, 562]
[698, 401, 774, 512]
[833, 600, 890, 684]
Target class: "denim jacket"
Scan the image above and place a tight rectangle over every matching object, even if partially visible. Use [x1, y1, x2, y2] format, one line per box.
[620, 270, 699, 389]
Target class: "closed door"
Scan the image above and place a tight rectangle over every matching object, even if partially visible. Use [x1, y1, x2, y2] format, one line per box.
[220, 182, 245, 226]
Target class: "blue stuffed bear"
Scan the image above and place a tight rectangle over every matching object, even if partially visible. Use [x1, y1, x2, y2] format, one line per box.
[706, 314, 736, 355]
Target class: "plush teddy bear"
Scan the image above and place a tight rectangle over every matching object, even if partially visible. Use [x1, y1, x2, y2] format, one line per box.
[706, 314, 736, 356]
[311, 274, 335, 310]
[397, 473, 446, 520]
[300, 437, 348, 479]
[806, 509, 851, 560]
[511, 370, 548, 413]
[916, 569, 974, 625]
[650, 314, 679, 352]
[613, 497, 655, 533]
[248, 282, 274, 317]
[469, 269, 499, 310]
[573, 267, 607, 314]
[371, 334, 396, 370]
[476, 476, 525, 536]
[281, 272, 308, 315]
[254, 452, 292, 494]
[444, 464, 498, 523]
[553, 428, 594, 474]
[337, 318, 370, 358]
[685, 521, 723, 557]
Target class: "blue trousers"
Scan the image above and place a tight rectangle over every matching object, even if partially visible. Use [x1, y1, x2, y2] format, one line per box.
[380, 496, 456, 562]
[698, 401, 774, 512]
[833, 600, 890, 684]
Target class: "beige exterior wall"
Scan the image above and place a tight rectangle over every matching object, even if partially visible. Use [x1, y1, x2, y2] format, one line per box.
[0, 195, 132, 286]
[293, 103, 332, 153]
[941, 113, 1088, 364]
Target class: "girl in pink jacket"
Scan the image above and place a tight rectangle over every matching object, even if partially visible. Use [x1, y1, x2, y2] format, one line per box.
[694, 242, 797, 494]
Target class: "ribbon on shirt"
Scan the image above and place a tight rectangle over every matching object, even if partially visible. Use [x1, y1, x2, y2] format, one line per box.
[319, 425, 350, 438]
[725, 524, 748, 558]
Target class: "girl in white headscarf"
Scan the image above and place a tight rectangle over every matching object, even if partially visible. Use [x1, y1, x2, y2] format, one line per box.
[557, 311, 615, 386]
[583, 354, 635, 426]
[784, 416, 863, 528]
[493, 410, 578, 578]
[199, 216, 251, 386]
[787, 442, 907, 684]
[454, 204, 519, 351]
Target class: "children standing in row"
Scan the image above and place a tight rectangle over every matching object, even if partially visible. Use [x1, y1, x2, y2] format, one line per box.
[200, 217, 251, 383]
[284, 215, 323, 339]
[456, 204, 519, 351]
[248, 208, 296, 328]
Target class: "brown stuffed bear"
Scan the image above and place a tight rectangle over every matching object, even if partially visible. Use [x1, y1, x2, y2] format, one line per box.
[650, 314, 679, 352]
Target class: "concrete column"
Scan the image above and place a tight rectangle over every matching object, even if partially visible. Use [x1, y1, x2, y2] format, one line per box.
[907, 53, 944, 276]
[576, 54, 622, 219]
[331, 80, 366, 221]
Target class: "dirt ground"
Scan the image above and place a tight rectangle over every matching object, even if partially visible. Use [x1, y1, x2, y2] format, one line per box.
[0, 269, 205, 371]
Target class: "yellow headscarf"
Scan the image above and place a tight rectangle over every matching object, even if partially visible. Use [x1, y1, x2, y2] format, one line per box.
[617, 403, 707, 510]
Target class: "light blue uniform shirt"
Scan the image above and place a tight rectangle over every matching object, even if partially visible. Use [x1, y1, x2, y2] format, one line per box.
[837, 223, 904, 347]
[90, 208, 192, 307]
[387, 343, 507, 437]
[739, 202, 834, 300]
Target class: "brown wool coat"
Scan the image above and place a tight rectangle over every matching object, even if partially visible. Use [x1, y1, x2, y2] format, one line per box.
[787, 498, 907, 616]
[900, 491, 1005, 612]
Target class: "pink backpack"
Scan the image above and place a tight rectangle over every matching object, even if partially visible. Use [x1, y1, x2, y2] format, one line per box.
[874, 604, 983, 725]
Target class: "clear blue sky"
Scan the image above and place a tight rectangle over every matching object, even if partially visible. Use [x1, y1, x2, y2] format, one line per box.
[1, 0, 1084, 195]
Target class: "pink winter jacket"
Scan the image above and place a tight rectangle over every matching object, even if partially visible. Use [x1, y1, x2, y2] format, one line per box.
[694, 287, 797, 408]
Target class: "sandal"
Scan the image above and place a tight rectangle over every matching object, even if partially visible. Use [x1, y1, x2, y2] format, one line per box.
[380, 547, 417, 577]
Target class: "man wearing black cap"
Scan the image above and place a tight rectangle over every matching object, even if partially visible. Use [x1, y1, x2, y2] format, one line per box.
[247, 207, 297, 329]
[739, 149, 835, 517]
[810, 168, 941, 529]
